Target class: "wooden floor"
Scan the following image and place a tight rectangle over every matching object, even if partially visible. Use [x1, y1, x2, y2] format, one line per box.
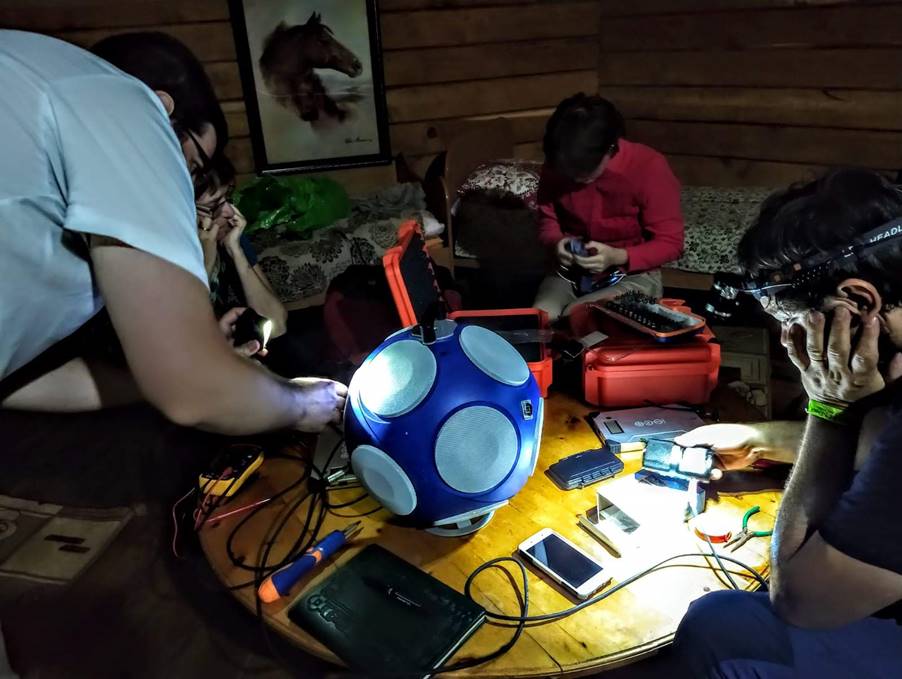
[0, 405, 331, 678]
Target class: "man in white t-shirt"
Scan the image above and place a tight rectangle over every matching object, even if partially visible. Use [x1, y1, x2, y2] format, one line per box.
[0, 31, 346, 434]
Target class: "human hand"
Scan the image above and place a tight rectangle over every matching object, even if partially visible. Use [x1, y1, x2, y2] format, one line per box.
[290, 377, 349, 433]
[223, 205, 248, 258]
[675, 423, 767, 472]
[573, 241, 628, 274]
[218, 307, 266, 358]
[198, 215, 221, 272]
[781, 308, 898, 407]
[556, 237, 575, 267]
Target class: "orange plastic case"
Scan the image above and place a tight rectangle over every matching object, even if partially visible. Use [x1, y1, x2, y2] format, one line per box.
[382, 221, 553, 396]
[573, 299, 720, 407]
[383, 220, 446, 327]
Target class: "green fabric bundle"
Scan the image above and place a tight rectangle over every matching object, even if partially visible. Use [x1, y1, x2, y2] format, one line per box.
[234, 175, 350, 237]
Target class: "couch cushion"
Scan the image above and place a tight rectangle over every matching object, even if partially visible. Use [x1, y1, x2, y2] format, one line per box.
[251, 212, 434, 307]
[248, 183, 441, 307]
[669, 186, 774, 274]
[457, 159, 542, 210]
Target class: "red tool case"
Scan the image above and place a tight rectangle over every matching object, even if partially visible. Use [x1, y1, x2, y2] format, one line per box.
[571, 299, 720, 407]
[383, 221, 553, 396]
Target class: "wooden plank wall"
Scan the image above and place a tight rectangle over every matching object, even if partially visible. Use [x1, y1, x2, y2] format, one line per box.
[0, 0, 599, 192]
[6, 0, 901, 190]
[382, 0, 599, 170]
[595, 0, 902, 186]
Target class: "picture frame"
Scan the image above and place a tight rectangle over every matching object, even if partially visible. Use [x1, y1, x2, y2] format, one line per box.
[229, 0, 392, 174]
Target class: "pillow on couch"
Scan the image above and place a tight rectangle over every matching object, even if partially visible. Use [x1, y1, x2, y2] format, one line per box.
[249, 183, 441, 308]
[670, 186, 774, 274]
[456, 159, 542, 212]
[454, 159, 543, 263]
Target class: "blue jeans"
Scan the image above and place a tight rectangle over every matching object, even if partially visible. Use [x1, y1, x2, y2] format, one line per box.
[672, 591, 902, 678]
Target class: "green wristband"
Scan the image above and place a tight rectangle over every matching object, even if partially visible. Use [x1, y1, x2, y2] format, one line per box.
[806, 399, 849, 424]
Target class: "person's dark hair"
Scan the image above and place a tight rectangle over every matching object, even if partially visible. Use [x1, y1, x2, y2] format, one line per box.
[91, 32, 228, 155]
[194, 154, 237, 207]
[542, 93, 625, 180]
[207, 154, 237, 193]
[738, 167, 902, 310]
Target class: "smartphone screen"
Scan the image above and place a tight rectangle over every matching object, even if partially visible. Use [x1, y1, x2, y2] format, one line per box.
[525, 533, 603, 589]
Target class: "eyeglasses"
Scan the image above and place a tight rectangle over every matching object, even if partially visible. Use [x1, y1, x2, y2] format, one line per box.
[176, 124, 214, 198]
[196, 186, 234, 218]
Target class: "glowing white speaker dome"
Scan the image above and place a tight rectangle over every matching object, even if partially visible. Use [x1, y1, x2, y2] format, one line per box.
[358, 340, 436, 418]
[345, 320, 543, 536]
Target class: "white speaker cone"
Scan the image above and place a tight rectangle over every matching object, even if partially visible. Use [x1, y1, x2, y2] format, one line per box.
[435, 406, 518, 494]
[351, 445, 417, 515]
[359, 340, 437, 418]
[459, 325, 529, 386]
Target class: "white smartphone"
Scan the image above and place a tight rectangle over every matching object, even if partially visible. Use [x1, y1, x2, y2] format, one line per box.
[518, 528, 611, 600]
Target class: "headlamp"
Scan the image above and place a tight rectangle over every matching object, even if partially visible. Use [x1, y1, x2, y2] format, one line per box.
[706, 216, 902, 321]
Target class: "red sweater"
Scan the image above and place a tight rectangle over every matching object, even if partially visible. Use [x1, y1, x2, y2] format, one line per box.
[536, 139, 684, 273]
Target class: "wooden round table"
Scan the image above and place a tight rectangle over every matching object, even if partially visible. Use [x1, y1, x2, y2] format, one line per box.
[200, 391, 781, 677]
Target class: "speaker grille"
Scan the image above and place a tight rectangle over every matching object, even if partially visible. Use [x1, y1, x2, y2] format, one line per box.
[459, 325, 529, 386]
[359, 340, 436, 418]
[351, 445, 417, 515]
[435, 406, 518, 494]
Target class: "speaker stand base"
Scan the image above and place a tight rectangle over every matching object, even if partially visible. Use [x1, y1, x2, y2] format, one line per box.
[426, 510, 494, 537]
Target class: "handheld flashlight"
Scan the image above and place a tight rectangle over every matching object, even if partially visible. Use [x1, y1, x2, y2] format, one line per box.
[233, 309, 274, 351]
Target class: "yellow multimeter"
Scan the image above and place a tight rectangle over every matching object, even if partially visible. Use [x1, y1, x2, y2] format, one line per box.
[198, 445, 264, 497]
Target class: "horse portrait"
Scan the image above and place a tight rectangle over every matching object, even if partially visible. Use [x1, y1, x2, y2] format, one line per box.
[230, 0, 391, 172]
[259, 12, 363, 125]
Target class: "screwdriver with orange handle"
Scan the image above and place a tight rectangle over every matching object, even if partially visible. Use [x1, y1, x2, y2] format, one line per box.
[258, 521, 362, 603]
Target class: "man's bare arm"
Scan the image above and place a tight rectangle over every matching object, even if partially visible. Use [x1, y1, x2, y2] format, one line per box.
[1, 357, 141, 411]
[91, 242, 344, 434]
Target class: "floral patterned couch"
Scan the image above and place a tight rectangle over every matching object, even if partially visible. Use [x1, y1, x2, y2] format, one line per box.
[250, 166, 774, 309]
[248, 183, 441, 308]
[453, 159, 774, 275]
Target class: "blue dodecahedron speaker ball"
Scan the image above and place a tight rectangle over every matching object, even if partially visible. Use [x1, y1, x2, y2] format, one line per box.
[344, 320, 544, 536]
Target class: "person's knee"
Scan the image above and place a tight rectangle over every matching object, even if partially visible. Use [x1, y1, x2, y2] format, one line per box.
[677, 591, 758, 648]
[533, 296, 564, 323]
[533, 276, 572, 323]
[674, 591, 791, 678]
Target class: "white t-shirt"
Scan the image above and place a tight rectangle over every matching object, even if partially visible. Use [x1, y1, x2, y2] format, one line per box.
[0, 30, 208, 380]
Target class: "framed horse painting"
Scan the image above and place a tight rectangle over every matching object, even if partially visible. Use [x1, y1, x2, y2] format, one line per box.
[229, 0, 392, 174]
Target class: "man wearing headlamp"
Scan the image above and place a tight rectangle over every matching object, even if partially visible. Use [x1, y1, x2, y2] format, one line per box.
[672, 168, 902, 677]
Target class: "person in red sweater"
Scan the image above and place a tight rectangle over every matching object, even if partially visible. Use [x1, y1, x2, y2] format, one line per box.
[533, 94, 685, 321]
